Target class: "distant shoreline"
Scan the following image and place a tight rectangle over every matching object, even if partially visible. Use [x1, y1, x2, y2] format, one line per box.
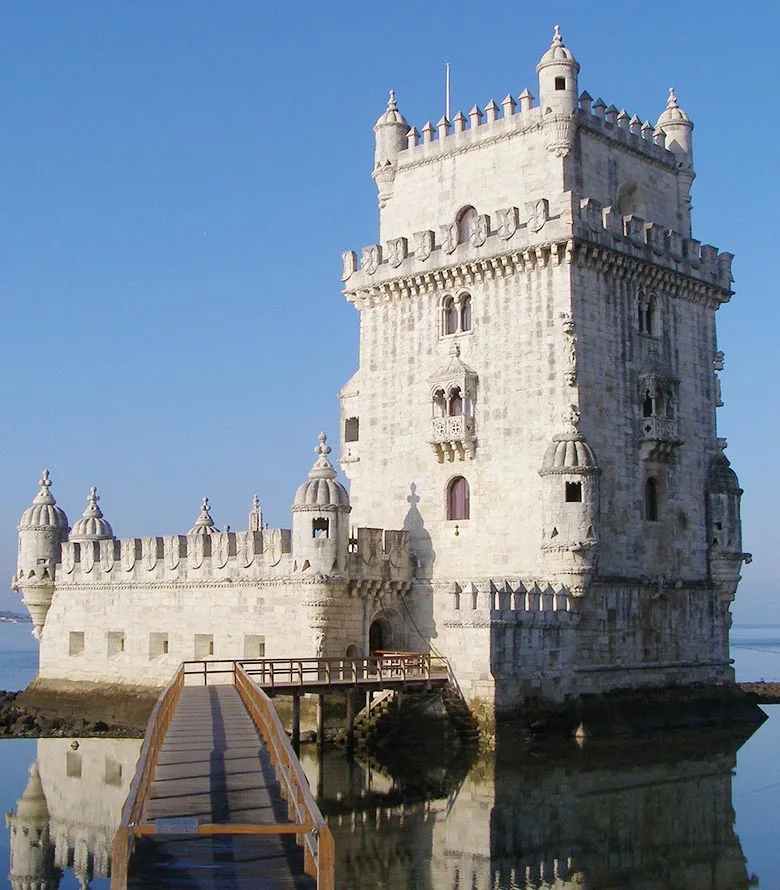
[0, 612, 32, 624]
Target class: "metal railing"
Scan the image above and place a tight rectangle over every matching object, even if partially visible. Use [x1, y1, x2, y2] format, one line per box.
[234, 662, 335, 889]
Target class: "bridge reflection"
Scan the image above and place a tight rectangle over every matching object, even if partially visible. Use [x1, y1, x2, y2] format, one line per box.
[6, 727, 758, 889]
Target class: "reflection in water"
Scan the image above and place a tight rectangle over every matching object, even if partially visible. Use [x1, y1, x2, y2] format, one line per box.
[6, 739, 141, 889]
[4, 729, 758, 889]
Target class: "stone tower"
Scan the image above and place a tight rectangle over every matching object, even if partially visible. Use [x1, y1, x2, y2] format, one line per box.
[12, 471, 69, 639]
[339, 27, 747, 709]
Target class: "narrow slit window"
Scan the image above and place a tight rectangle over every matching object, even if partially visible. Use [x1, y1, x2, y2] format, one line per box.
[645, 478, 659, 522]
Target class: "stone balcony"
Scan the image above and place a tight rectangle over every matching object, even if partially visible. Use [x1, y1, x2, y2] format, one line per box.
[639, 416, 681, 461]
[430, 414, 476, 462]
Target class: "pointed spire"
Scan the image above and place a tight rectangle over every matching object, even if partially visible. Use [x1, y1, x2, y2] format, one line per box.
[308, 432, 337, 481]
[33, 469, 55, 505]
[248, 494, 263, 532]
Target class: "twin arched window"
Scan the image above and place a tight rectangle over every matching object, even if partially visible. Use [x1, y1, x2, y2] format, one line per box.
[441, 293, 472, 336]
[447, 476, 470, 520]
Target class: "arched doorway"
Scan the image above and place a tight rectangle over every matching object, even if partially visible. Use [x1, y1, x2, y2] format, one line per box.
[369, 617, 391, 655]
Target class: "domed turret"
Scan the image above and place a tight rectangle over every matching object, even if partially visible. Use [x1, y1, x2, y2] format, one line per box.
[69, 487, 114, 542]
[13, 471, 69, 638]
[537, 25, 580, 118]
[707, 442, 748, 600]
[6, 762, 61, 890]
[539, 408, 601, 593]
[292, 433, 351, 574]
[373, 90, 409, 209]
[656, 87, 693, 168]
[188, 497, 219, 535]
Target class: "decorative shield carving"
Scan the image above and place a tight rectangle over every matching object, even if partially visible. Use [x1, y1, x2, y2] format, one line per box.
[361, 245, 381, 275]
[121, 540, 136, 572]
[497, 207, 519, 241]
[143, 538, 157, 571]
[238, 531, 255, 568]
[527, 198, 549, 233]
[216, 532, 230, 569]
[63, 544, 75, 574]
[386, 237, 407, 268]
[166, 535, 181, 570]
[191, 534, 205, 569]
[414, 230, 434, 261]
[100, 539, 115, 573]
[470, 214, 489, 248]
[341, 250, 357, 281]
[82, 541, 95, 574]
[267, 528, 283, 567]
[440, 222, 458, 255]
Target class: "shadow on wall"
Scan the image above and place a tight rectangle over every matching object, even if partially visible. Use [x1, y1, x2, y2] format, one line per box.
[402, 482, 436, 652]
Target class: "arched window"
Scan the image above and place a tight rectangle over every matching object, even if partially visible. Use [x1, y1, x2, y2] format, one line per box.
[433, 389, 446, 417]
[448, 388, 463, 416]
[457, 206, 478, 244]
[442, 296, 458, 335]
[447, 476, 470, 520]
[645, 478, 658, 522]
[459, 294, 472, 332]
[643, 391, 654, 417]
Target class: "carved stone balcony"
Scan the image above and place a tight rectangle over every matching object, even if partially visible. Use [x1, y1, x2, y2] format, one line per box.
[639, 416, 681, 461]
[430, 414, 476, 462]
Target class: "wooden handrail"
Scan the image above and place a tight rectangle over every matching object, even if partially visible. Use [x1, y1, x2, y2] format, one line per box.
[110, 663, 186, 889]
[234, 663, 335, 889]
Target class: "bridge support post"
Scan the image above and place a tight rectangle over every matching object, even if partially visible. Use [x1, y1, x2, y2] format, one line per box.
[292, 692, 301, 752]
[345, 690, 355, 749]
[317, 694, 325, 748]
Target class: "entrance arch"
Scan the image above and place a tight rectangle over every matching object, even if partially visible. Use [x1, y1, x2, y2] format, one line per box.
[369, 617, 391, 655]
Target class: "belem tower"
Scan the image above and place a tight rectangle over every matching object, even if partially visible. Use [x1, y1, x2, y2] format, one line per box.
[12, 28, 749, 716]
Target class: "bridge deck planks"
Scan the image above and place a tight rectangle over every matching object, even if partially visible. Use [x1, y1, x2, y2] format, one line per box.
[128, 685, 316, 889]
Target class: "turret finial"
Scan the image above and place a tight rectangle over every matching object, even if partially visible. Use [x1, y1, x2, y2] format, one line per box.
[39, 469, 51, 491]
[387, 89, 397, 111]
[552, 24, 563, 45]
[252, 494, 260, 511]
[315, 432, 332, 458]
[88, 486, 99, 507]
[667, 86, 679, 109]
[189, 496, 219, 533]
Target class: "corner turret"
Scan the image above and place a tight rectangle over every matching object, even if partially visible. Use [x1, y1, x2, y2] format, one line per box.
[656, 87, 693, 169]
[537, 25, 579, 116]
[372, 90, 408, 209]
[6, 762, 61, 890]
[292, 433, 350, 574]
[539, 408, 601, 593]
[707, 441, 749, 601]
[12, 471, 69, 638]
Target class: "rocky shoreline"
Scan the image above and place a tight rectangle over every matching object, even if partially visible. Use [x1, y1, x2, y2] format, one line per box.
[0, 690, 142, 739]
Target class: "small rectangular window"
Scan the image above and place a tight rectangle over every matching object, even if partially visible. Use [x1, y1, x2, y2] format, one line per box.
[66, 751, 82, 779]
[244, 634, 265, 659]
[345, 417, 359, 442]
[149, 633, 169, 660]
[107, 631, 125, 658]
[194, 634, 214, 660]
[69, 631, 85, 657]
[312, 517, 329, 539]
[555, 76, 566, 91]
[565, 482, 582, 502]
[105, 758, 123, 786]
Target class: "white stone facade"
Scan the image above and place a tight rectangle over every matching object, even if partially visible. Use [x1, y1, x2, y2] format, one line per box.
[12, 28, 748, 713]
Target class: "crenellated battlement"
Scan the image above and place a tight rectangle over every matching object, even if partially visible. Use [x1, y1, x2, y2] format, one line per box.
[343, 191, 733, 299]
[346, 527, 410, 583]
[443, 579, 580, 625]
[575, 92, 677, 163]
[57, 528, 293, 585]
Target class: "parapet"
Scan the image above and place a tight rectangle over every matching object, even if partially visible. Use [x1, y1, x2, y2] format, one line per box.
[57, 528, 293, 585]
[343, 191, 733, 299]
[443, 579, 581, 626]
[347, 527, 411, 582]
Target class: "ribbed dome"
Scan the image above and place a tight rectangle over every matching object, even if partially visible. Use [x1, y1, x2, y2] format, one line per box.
[18, 470, 69, 531]
[708, 451, 741, 493]
[188, 497, 219, 535]
[537, 25, 579, 70]
[541, 432, 600, 474]
[375, 90, 408, 129]
[656, 87, 691, 128]
[293, 433, 350, 509]
[70, 487, 114, 541]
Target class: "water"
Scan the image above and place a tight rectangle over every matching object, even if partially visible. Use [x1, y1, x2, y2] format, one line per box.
[0, 622, 778, 888]
[0, 621, 38, 692]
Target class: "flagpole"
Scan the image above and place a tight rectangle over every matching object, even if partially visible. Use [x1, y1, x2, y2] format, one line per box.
[445, 62, 450, 122]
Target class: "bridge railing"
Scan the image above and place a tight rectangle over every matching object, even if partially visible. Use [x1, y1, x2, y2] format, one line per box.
[234, 662, 335, 889]
[110, 662, 186, 888]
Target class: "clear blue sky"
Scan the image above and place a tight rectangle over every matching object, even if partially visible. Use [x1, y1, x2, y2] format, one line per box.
[1, 2, 777, 621]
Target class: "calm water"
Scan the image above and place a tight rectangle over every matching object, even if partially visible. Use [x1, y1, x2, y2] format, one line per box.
[0, 621, 779, 888]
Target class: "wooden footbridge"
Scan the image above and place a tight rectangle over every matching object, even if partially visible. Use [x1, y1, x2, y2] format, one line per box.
[111, 653, 449, 889]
